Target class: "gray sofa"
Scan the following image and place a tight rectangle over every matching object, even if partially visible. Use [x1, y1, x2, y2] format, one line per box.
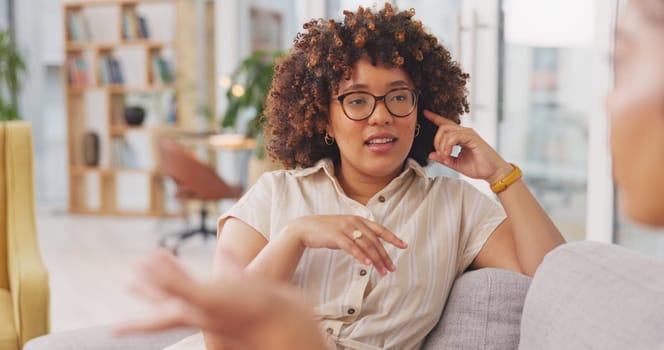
[24, 242, 664, 349]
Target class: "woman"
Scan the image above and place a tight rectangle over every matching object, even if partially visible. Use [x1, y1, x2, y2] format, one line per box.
[120, 3, 564, 349]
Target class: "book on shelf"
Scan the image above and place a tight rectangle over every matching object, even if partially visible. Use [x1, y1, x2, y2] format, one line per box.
[111, 138, 139, 168]
[122, 7, 150, 40]
[166, 95, 177, 124]
[109, 57, 124, 84]
[137, 16, 150, 39]
[67, 11, 92, 42]
[98, 56, 110, 84]
[151, 55, 174, 84]
[67, 57, 89, 85]
[122, 7, 137, 40]
[98, 55, 124, 85]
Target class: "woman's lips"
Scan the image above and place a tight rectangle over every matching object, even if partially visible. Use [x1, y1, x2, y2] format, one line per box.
[365, 137, 397, 152]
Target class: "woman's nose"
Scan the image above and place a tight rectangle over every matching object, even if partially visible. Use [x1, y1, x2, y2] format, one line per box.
[368, 101, 392, 125]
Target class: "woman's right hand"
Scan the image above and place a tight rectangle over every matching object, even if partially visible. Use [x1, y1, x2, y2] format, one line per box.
[284, 215, 408, 275]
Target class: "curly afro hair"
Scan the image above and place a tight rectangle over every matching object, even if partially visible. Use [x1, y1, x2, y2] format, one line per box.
[264, 3, 469, 169]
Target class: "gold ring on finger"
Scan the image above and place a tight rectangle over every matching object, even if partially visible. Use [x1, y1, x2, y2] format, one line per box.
[351, 230, 363, 240]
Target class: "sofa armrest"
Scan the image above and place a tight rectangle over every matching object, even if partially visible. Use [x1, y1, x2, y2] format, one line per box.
[5, 121, 50, 346]
[519, 241, 664, 350]
[423, 268, 531, 350]
[8, 234, 49, 347]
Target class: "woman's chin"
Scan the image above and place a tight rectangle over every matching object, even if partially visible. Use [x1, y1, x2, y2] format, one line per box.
[364, 157, 407, 176]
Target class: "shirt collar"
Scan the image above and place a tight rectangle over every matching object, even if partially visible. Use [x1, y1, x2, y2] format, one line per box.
[292, 158, 428, 180]
[404, 158, 428, 178]
[292, 158, 335, 178]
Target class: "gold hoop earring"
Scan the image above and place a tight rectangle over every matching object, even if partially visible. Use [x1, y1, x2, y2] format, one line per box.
[415, 123, 421, 137]
[324, 133, 335, 145]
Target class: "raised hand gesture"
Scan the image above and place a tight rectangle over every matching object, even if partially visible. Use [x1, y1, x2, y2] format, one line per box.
[423, 109, 513, 184]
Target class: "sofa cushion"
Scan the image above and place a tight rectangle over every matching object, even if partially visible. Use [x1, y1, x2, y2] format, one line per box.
[519, 241, 664, 350]
[423, 268, 531, 350]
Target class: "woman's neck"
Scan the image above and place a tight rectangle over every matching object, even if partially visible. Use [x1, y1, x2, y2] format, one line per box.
[336, 165, 401, 205]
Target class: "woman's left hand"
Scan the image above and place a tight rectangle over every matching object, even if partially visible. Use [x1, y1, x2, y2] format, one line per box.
[423, 109, 513, 184]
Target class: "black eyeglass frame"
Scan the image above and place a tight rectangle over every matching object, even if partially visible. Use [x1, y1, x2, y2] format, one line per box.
[334, 87, 420, 121]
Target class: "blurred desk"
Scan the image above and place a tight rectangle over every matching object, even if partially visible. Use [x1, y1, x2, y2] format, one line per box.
[206, 134, 255, 191]
[207, 134, 257, 150]
[174, 131, 256, 150]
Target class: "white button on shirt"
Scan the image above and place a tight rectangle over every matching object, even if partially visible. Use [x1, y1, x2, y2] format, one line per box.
[216, 158, 506, 350]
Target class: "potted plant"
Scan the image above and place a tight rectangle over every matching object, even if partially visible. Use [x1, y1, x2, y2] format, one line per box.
[221, 50, 283, 184]
[0, 30, 26, 121]
[221, 50, 283, 156]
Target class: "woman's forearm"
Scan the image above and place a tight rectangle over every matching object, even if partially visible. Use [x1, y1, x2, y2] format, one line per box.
[497, 178, 566, 276]
[245, 222, 307, 282]
[212, 218, 307, 283]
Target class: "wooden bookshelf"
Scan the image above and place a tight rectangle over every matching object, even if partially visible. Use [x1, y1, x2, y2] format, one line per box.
[63, 0, 197, 216]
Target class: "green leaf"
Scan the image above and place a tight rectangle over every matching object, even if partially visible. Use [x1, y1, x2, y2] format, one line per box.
[0, 29, 25, 120]
[220, 50, 284, 137]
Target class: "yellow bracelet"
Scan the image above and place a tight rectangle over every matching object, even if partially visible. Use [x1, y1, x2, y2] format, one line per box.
[490, 163, 522, 194]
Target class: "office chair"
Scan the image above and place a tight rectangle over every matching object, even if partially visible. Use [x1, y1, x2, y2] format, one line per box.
[157, 139, 242, 254]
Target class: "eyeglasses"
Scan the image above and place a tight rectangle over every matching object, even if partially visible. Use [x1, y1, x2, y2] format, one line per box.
[335, 87, 419, 121]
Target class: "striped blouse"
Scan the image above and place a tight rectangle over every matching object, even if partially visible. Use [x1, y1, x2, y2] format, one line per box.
[218, 158, 506, 350]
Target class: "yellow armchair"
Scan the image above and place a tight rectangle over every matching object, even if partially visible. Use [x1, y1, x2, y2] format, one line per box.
[0, 122, 49, 350]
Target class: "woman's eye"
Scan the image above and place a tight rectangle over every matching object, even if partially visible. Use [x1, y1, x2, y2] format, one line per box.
[390, 94, 408, 102]
[347, 98, 367, 105]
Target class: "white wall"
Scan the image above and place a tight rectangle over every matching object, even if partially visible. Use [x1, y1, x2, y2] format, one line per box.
[0, 0, 8, 30]
[585, 0, 617, 242]
[15, 0, 68, 203]
[215, 0, 302, 119]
